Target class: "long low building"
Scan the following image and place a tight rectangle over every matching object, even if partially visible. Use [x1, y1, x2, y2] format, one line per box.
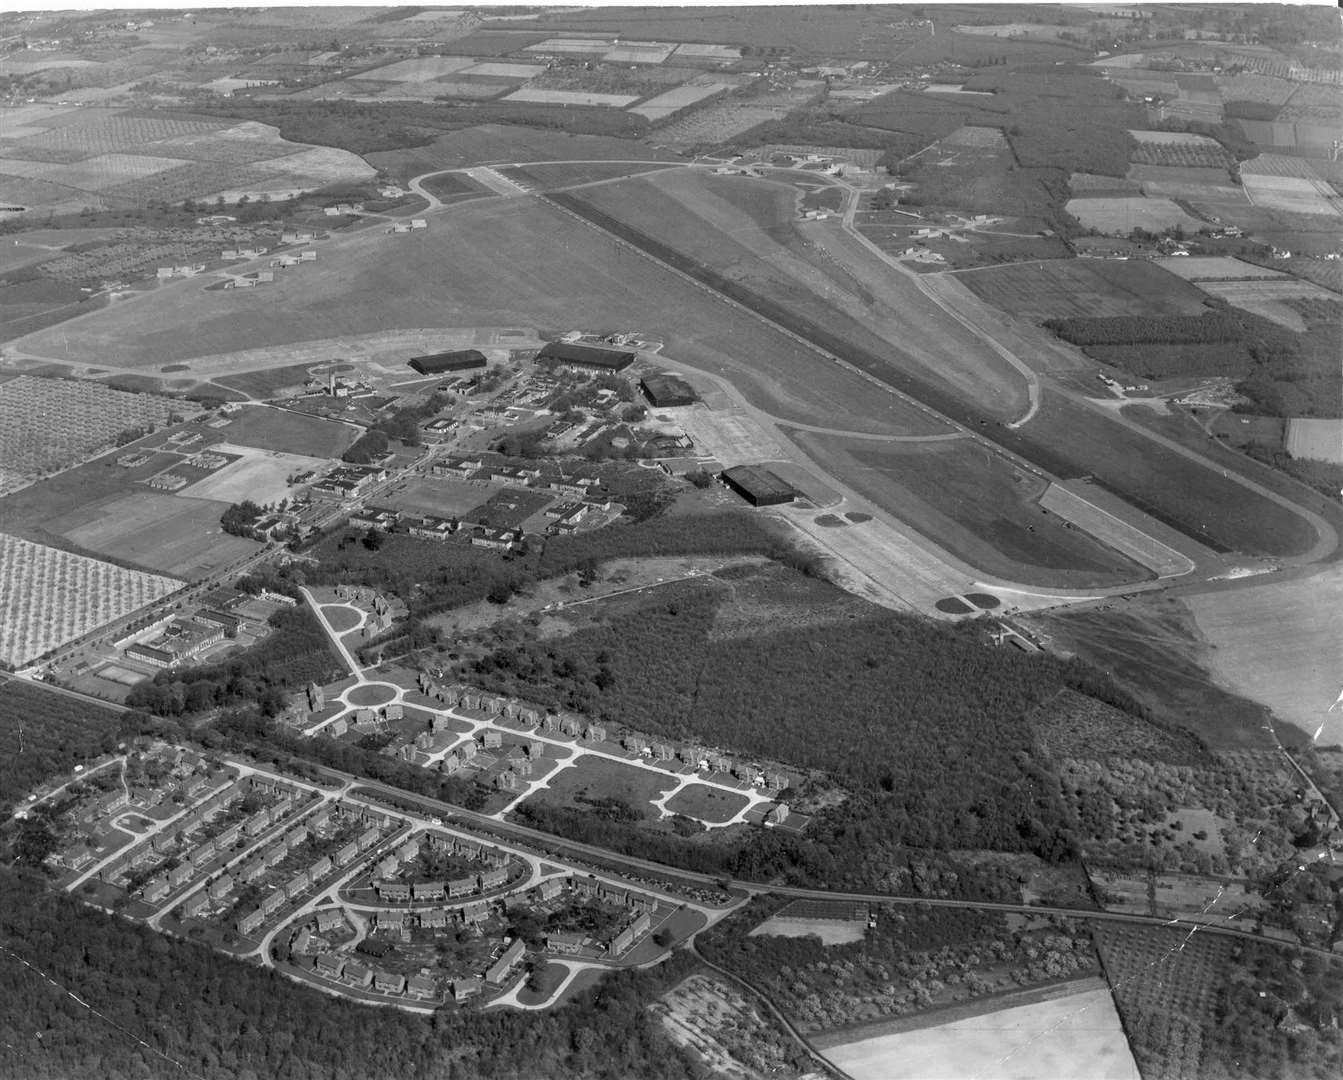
[720, 465, 795, 507]
[408, 349, 488, 376]
[537, 341, 635, 372]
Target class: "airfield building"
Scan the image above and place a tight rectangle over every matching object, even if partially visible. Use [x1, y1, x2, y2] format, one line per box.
[407, 349, 488, 376]
[639, 374, 696, 408]
[536, 341, 635, 373]
[720, 466, 796, 507]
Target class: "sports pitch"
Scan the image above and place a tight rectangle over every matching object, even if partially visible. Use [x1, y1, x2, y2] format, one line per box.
[384, 477, 491, 519]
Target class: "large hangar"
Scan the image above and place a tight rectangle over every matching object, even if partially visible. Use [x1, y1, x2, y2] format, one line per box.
[536, 341, 636, 372]
[408, 349, 488, 376]
[721, 465, 796, 507]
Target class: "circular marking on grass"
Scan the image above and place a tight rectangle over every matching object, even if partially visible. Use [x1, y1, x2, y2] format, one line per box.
[935, 596, 975, 615]
[964, 592, 1002, 610]
[814, 513, 846, 527]
[346, 682, 398, 707]
[321, 605, 363, 633]
[844, 512, 873, 523]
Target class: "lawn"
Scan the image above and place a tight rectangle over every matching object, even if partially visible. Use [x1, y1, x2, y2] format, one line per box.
[527, 756, 679, 820]
[663, 783, 749, 824]
[213, 405, 357, 458]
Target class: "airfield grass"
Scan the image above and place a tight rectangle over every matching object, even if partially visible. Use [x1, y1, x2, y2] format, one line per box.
[571, 169, 1031, 418]
[214, 364, 321, 399]
[213, 405, 357, 458]
[506, 161, 680, 190]
[790, 430, 1149, 589]
[526, 756, 679, 821]
[663, 783, 749, 825]
[11, 197, 933, 437]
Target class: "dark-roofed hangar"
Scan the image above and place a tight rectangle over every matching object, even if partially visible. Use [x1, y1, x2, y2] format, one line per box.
[640, 374, 696, 408]
[537, 341, 635, 372]
[408, 349, 488, 376]
[720, 465, 795, 507]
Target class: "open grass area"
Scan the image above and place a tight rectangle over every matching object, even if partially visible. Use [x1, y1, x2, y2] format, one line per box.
[213, 364, 320, 399]
[527, 756, 679, 820]
[506, 161, 679, 190]
[382, 476, 489, 518]
[790, 431, 1149, 588]
[663, 783, 749, 824]
[211, 405, 357, 458]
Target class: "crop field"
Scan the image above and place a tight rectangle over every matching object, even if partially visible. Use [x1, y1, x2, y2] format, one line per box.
[503, 88, 640, 108]
[1186, 565, 1343, 745]
[821, 981, 1139, 1080]
[9, 196, 937, 438]
[1197, 278, 1339, 330]
[662, 783, 749, 824]
[0, 375, 182, 486]
[1069, 172, 1143, 197]
[1065, 196, 1206, 235]
[524, 756, 679, 820]
[1240, 172, 1341, 217]
[653, 102, 792, 149]
[211, 405, 357, 458]
[791, 432, 1147, 589]
[1153, 256, 1284, 281]
[1286, 418, 1343, 465]
[360, 56, 476, 81]
[957, 259, 1208, 320]
[630, 82, 731, 121]
[56, 491, 258, 580]
[0, 532, 182, 666]
[1128, 130, 1231, 169]
[0, 109, 375, 211]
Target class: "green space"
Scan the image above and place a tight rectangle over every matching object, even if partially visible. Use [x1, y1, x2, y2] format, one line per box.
[663, 784, 749, 825]
[507, 162, 679, 191]
[528, 757, 679, 821]
[218, 405, 358, 458]
[383, 476, 488, 519]
[213, 365, 319, 400]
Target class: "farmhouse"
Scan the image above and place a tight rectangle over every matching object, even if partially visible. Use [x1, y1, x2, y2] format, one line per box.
[721, 465, 795, 507]
[537, 341, 635, 373]
[408, 349, 488, 376]
[640, 374, 696, 408]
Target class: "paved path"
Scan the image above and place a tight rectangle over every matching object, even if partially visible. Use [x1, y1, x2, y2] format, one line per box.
[300, 587, 364, 676]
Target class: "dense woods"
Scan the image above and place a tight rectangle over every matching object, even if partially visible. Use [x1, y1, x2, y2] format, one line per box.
[466, 589, 1155, 878]
[0, 868, 702, 1080]
[0, 682, 122, 813]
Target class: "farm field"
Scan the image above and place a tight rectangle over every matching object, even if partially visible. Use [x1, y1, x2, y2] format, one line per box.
[211, 405, 357, 458]
[503, 88, 640, 108]
[1153, 256, 1285, 281]
[1285, 418, 1343, 464]
[956, 259, 1208, 321]
[630, 82, 730, 121]
[0, 533, 181, 667]
[789, 431, 1149, 589]
[524, 756, 680, 821]
[1064, 197, 1206, 235]
[1185, 565, 1343, 746]
[1240, 172, 1342, 217]
[9, 196, 935, 438]
[55, 491, 259, 580]
[819, 980, 1139, 1080]
[1196, 278, 1340, 331]
[0, 375, 184, 490]
[0, 110, 375, 212]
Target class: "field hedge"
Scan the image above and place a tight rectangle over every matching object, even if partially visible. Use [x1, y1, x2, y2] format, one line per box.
[1043, 312, 1246, 347]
